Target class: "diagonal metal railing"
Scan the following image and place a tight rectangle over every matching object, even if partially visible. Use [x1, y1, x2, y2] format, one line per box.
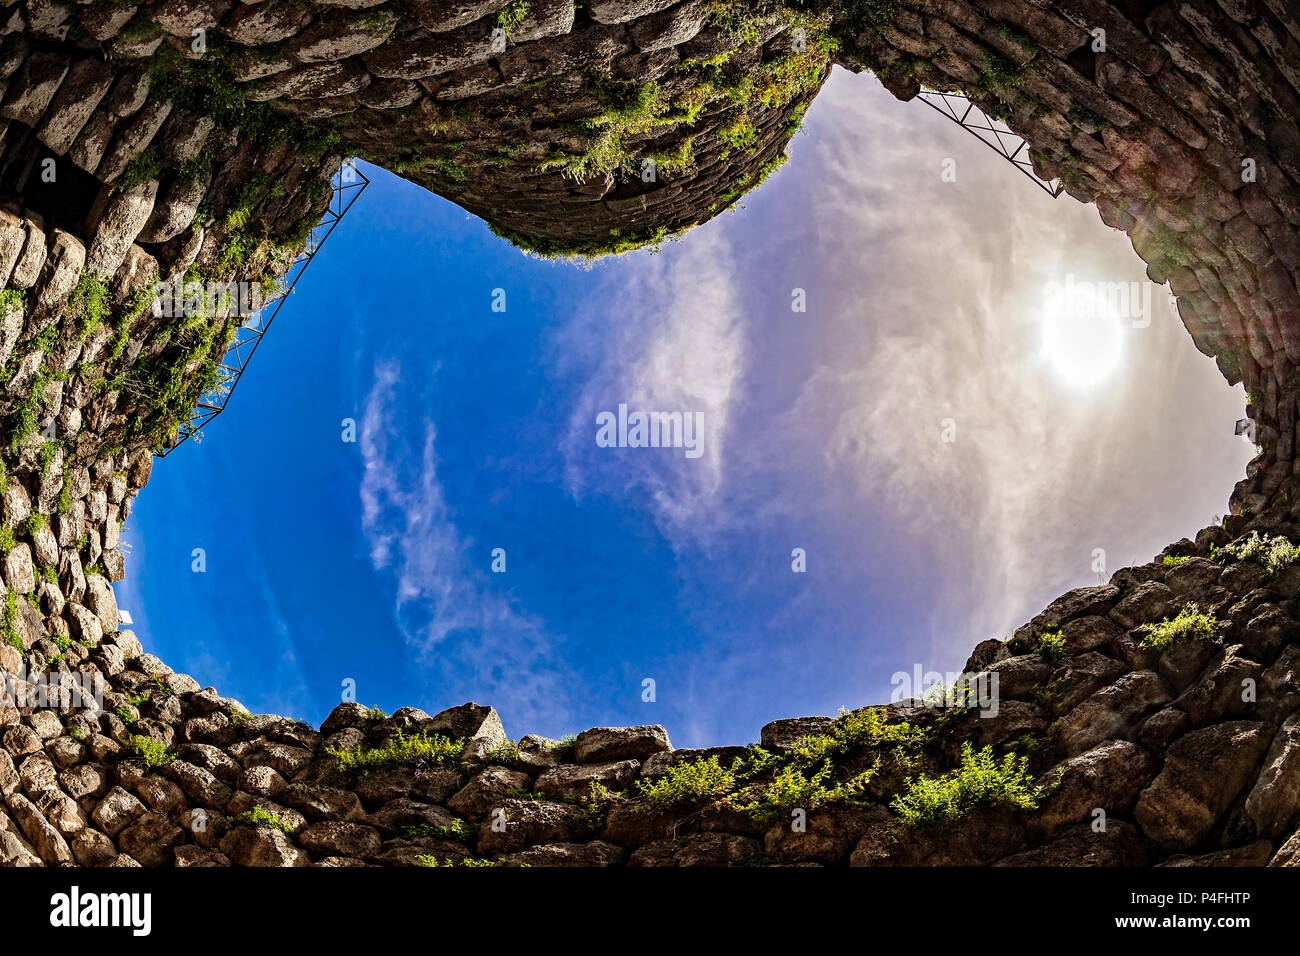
[916, 89, 1065, 198]
[159, 159, 369, 456]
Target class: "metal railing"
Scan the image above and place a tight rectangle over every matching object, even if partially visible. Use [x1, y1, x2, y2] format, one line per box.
[916, 89, 1065, 198]
[159, 159, 369, 455]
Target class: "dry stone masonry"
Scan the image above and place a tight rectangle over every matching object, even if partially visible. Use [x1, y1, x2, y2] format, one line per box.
[0, 0, 1298, 865]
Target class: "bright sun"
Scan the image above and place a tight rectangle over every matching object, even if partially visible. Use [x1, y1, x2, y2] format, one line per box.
[1040, 282, 1125, 388]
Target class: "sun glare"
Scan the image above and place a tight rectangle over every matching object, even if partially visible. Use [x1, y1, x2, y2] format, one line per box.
[1039, 281, 1125, 388]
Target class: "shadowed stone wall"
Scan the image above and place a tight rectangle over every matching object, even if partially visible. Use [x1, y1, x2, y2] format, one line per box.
[0, 0, 1298, 866]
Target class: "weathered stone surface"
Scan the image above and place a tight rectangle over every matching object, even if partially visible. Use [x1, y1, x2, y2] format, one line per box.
[1030, 741, 1161, 840]
[0, 53, 69, 127]
[1135, 721, 1273, 853]
[1171, 644, 1262, 727]
[361, 798, 458, 837]
[851, 808, 1027, 866]
[1160, 841, 1274, 867]
[91, 786, 145, 837]
[447, 766, 531, 817]
[425, 702, 506, 761]
[476, 799, 585, 856]
[2, 543, 35, 595]
[588, 0, 680, 25]
[514, 734, 566, 774]
[574, 725, 671, 763]
[35, 57, 114, 154]
[7, 792, 72, 864]
[994, 822, 1148, 866]
[504, 840, 624, 867]
[760, 716, 834, 751]
[174, 846, 232, 867]
[118, 812, 184, 867]
[629, 832, 761, 867]
[534, 760, 641, 801]
[220, 825, 311, 866]
[85, 181, 158, 277]
[298, 821, 382, 859]
[1015, 585, 1121, 645]
[280, 783, 364, 822]
[1243, 713, 1300, 840]
[1273, 828, 1300, 866]
[763, 805, 883, 866]
[1109, 582, 1174, 630]
[353, 766, 465, 807]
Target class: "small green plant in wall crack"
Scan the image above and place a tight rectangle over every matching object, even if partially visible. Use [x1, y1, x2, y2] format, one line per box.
[890, 742, 1043, 826]
[1138, 603, 1216, 650]
[497, 0, 531, 35]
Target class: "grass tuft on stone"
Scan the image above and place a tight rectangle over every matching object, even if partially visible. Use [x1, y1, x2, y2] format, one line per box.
[1218, 531, 1300, 577]
[231, 804, 293, 834]
[1139, 603, 1216, 650]
[637, 756, 737, 813]
[890, 741, 1042, 826]
[124, 734, 175, 768]
[327, 729, 464, 780]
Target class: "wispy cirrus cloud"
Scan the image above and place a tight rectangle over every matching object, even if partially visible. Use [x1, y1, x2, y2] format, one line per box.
[359, 360, 573, 729]
[558, 229, 747, 548]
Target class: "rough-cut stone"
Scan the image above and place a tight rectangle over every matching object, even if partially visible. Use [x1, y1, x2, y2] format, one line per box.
[504, 840, 624, 866]
[1060, 671, 1171, 756]
[1109, 582, 1174, 630]
[994, 822, 1148, 866]
[851, 808, 1027, 866]
[1243, 713, 1300, 840]
[447, 766, 531, 817]
[574, 725, 671, 763]
[534, 760, 641, 801]
[588, 0, 680, 25]
[425, 702, 506, 761]
[298, 821, 382, 859]
[1160, 841, 1274, 867]
[1135, 721, 1273, 854]
[220, 824, 311, 867]
[7, 792, 73, 864]
[85, 181, 158, 277]
[91, 786, 145, 837]
[629, 832, 761, 867]
[476, 799, 585, 857]
[1030, 741, 1159, 840]
[760, 716, 834, 751]
[118, 812, 184, 867]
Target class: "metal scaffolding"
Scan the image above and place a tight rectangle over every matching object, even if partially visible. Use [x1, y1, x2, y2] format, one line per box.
[916, 89, 1065, 198]
[160, 159, 369, 455]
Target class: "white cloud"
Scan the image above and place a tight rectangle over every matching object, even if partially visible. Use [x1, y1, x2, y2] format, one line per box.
[552, 67, 1252, 689]
[359, 360, 573, 729]
[559, 228, 747, 548]
[774, 68, 1254, 655]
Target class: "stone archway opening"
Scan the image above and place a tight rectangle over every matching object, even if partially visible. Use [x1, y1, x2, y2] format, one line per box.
[0, 0, 1297, 868]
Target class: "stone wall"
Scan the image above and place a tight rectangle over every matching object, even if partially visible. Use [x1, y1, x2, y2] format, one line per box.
[6, 516, 1300, 868]
[0, 0, 1299, 866]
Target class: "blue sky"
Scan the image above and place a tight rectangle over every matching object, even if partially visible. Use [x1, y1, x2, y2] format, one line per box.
[117, 69, 1254, 748]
